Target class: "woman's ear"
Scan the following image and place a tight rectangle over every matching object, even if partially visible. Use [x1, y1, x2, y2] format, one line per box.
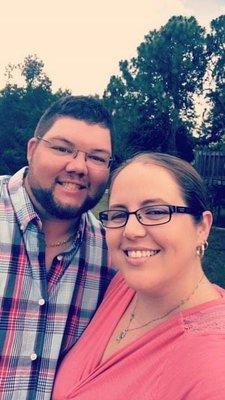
[27, 138, 38, 165]
[197, 211, 213, 245]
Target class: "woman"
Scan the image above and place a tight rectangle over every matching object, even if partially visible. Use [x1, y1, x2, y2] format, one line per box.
[53, 153, 225, 399]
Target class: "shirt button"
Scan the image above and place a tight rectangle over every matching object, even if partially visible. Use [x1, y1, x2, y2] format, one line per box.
[57, 255, 63, 261]
[38, 298, 45, 306]
[30, 353, 37, 361]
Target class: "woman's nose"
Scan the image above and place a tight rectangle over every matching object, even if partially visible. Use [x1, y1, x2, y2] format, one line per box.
[122, 214, 146, 239]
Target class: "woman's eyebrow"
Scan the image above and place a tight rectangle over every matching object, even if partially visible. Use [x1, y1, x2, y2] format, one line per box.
[108, 199, 167, 209]
[141, 198, 167, 206]
[109, 203, 127, 209]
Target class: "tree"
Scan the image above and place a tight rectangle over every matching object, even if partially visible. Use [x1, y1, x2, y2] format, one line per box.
[104, 16, 207, 162]
[201, 15, 225, 145]
[0, 55, 71, 174]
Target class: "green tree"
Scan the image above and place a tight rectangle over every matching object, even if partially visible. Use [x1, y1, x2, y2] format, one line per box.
[104, 16, 207, 162]
[0, 55, 71, 174]
[201, 15, 225, 145]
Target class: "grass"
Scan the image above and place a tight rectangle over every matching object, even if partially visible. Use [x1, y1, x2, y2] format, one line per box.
[203, 227, 225, 288]
[93, 195, 225, 288]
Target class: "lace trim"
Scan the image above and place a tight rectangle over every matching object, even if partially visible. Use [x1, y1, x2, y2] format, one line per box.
[183, 304, 225, 333]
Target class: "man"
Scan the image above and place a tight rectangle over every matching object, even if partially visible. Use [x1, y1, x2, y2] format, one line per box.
[0, 96, 115, 399]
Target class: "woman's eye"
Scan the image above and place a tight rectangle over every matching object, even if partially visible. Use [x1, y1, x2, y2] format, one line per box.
[111, 212, 126, 221]
[143, 207, 170, 219]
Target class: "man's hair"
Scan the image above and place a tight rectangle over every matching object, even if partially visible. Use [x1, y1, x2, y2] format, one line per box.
[34, 95, 113, 145]
[110, 152, 210, 223]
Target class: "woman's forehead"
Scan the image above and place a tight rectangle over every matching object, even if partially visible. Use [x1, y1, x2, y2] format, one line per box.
[110, 162, 184, 204]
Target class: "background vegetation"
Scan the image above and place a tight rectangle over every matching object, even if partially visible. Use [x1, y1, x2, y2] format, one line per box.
[103, 15, 225, 164]
[0, 15, 224, 285]
[0, 15, 225, 174]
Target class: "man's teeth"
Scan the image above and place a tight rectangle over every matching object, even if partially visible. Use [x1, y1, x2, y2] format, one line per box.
[126, 250, 159, 258]
[61, 182, 84, 189]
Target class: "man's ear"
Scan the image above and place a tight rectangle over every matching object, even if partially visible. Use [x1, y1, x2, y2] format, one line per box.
[197, 211, 213, 245]
[27, 138, 38, 165]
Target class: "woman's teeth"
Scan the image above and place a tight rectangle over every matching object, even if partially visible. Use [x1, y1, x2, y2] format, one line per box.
[126, 250, 159, 258]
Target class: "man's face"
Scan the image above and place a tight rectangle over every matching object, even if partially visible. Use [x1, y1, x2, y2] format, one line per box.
[25, 117, 112, 220]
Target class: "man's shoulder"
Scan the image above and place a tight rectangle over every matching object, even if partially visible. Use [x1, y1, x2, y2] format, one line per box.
[0, 174, 11, 195]
[85, 210, 105, 233]
[0, 168, 27, 193]
[0, 174, 11, 184]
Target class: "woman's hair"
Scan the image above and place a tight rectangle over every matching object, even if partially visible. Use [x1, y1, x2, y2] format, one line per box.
[110, 152, 210, 223]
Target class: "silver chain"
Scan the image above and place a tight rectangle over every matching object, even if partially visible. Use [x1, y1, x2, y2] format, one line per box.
[116, 274, 205, 343]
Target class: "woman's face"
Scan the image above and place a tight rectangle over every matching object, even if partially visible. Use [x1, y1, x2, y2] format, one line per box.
[107, 162, 212, 294]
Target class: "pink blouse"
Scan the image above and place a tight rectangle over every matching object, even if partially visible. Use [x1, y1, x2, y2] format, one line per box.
[53, 273, 225, 400]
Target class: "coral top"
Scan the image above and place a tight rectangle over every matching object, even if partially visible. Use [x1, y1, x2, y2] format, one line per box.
[53, 273, 225, 400]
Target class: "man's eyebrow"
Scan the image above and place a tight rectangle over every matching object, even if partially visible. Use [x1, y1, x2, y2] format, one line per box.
[49, 136, 73, 145]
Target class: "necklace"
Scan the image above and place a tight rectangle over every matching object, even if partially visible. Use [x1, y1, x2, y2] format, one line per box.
[45, 233, 75, 248]
[116, 274, 205, 343]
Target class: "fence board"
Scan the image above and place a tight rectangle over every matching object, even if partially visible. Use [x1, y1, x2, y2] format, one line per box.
[194, 150, 225, 186]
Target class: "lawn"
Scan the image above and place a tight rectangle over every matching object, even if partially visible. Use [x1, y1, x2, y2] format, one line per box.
[203, 227, 225, 288]
[93, 195, 225, 288]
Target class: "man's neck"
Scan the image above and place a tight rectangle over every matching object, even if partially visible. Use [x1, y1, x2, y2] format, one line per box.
[41, 217, 80, 241]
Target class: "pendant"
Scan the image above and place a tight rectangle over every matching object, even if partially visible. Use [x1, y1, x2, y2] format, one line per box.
[116, 329, 128, 343]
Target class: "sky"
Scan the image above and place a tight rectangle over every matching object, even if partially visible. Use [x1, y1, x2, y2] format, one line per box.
[0, 0, 225, 96]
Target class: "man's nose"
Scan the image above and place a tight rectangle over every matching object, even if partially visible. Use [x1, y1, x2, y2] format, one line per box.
[65, 150, 88, 174]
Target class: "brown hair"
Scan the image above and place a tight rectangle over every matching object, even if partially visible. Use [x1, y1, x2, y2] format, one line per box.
[34, 95, 114, 150]
[110, 152, 210, 223]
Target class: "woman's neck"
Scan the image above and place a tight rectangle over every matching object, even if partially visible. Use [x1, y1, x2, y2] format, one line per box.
[133, 274, 220, 324]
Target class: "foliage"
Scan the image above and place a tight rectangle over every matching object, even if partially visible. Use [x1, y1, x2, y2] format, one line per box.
[203, 227, 225, 288]
[104, 16, 207, 163]
[0, 55, 71, 174]
[1, 15, 225, 174]
[199, 16, 225, 145]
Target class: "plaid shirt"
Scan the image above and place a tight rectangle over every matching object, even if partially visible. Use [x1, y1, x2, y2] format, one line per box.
[0, 167, 114, 400]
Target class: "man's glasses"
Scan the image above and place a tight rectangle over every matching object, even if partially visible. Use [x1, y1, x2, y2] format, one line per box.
[36, 136, 113, 169]
[99, 205, 199, 228]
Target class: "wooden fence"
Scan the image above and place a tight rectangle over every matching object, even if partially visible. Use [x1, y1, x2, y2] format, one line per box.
[194, 150, 225, 186]
[194, 150, 225, 225]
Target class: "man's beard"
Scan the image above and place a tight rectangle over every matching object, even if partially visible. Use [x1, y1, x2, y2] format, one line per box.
[30, 184, 106, 219]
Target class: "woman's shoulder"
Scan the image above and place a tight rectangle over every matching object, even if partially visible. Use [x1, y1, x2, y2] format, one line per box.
[182, 284, 225, 336]
[158, 310, 225, 400]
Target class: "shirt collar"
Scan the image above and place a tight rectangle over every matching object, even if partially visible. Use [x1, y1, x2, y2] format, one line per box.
[8, 167, 42, 232]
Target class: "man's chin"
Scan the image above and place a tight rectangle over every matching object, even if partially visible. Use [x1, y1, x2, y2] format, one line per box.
[45, 197, 98, 219]
[29, 185, 104, 220]
[48, 207, 81, 220]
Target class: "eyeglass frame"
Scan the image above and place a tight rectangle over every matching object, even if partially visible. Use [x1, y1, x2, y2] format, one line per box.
[99, 205, 201, 228]
[36, 136, 114, 169]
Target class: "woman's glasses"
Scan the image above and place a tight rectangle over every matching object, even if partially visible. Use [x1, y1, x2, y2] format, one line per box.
[99, 205, 199, 228]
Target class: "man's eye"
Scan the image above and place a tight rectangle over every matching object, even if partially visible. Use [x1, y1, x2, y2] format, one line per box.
[87, 154, 107, 164]
[52, 146, 72, 154]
